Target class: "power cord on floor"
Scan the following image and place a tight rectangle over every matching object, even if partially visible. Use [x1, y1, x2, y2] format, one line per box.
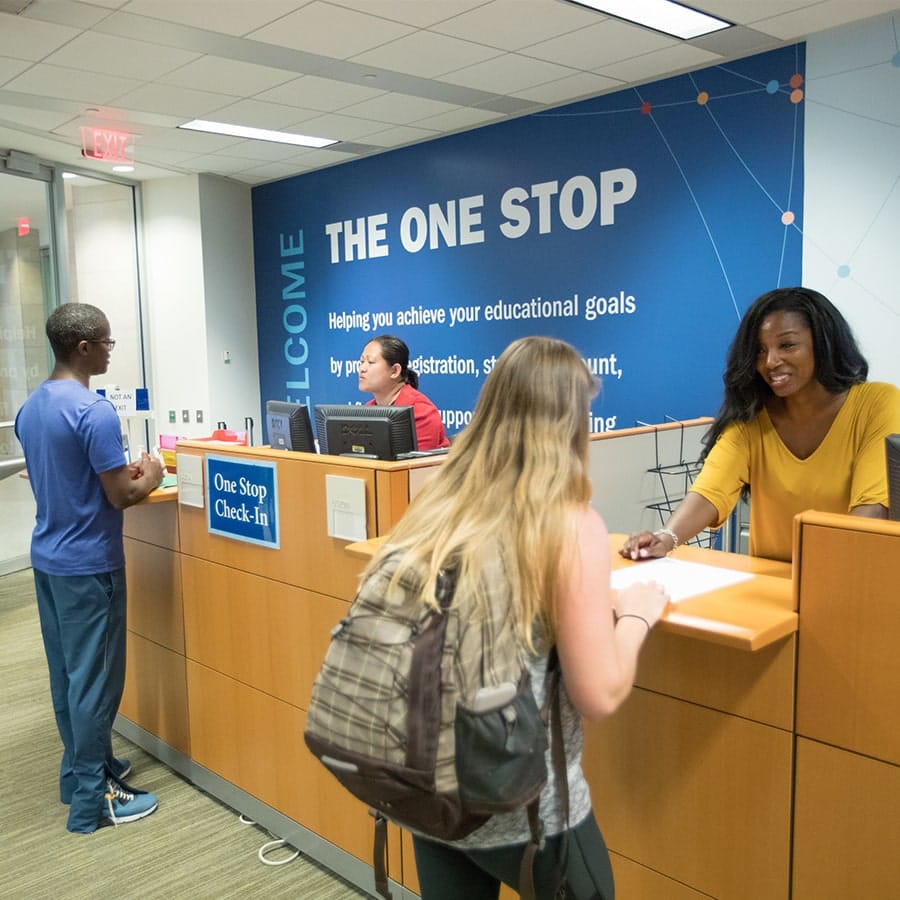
[237, 812, 301, 866]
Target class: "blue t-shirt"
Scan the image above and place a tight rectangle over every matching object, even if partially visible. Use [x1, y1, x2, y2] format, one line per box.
[15, 380, 127, 575]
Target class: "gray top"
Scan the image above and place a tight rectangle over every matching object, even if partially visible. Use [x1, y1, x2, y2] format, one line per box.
[443, 651, 592, 849]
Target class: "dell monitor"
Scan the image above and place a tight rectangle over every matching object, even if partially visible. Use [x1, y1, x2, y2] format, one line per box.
[314, 404, 417, 460]
[887, 434, 900, 521]
[266, 400, 317, 452]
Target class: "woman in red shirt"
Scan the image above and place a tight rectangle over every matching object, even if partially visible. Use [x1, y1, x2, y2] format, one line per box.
[358, 334, 451, 451]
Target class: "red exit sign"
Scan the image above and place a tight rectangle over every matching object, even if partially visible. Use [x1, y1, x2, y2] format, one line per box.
[80, 127, 133, 163]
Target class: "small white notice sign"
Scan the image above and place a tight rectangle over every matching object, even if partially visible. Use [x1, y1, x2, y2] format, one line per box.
[610, 557, 753, 604]
[325, 474, 367, 542]
[176, 453, 205, 509]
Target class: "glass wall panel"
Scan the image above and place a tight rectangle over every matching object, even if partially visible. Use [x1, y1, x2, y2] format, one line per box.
[0, 170, 53, 573]
[0, 163, 144, 574]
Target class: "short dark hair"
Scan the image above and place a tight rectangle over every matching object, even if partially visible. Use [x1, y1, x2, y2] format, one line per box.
[703, 287, 868, 458]
[46, 303, 109, 360]
[371, 334, 419, 389]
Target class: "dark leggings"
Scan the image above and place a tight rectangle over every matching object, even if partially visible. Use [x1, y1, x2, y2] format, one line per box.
[412, 811, 615, 900]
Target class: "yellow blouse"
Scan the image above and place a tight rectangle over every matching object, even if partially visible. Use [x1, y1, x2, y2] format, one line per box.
[689, 382, 900, 561]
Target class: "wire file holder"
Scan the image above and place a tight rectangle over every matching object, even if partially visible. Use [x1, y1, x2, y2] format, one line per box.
[636, 417, 717, 549]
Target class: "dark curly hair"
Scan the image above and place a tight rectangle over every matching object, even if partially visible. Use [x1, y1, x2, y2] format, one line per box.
[46, 302, 109, 361]
[702, 287, 868, 459]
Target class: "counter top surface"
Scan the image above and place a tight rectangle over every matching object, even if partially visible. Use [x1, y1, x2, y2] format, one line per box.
[345, 533, 795, 652]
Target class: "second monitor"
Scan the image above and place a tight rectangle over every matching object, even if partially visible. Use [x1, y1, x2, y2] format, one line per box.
[315, 404, 417, 460]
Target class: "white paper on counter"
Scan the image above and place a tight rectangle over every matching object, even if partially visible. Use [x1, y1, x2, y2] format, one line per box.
[611, 557, 753, 604]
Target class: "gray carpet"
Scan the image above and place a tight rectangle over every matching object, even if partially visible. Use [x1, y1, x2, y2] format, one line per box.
[0, 568, 366, 899]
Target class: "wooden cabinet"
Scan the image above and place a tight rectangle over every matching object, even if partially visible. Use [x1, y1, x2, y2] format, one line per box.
[791, 512, 900, 900]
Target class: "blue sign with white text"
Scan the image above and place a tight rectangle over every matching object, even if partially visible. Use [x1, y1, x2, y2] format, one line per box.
[252, 44, 805, 437]
[206, 455, 279, 549]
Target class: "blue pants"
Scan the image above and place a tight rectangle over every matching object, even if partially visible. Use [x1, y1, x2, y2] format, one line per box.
[33, 568, 127, 833]
[413, 811, 615, 900]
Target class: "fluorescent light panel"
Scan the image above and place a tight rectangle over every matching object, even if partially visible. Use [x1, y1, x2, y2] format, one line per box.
[567, 0, 731, 39]
[179, 119, 338, 149]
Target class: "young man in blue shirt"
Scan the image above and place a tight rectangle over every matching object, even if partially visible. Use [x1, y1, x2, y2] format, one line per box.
[15, 302, 165, 833]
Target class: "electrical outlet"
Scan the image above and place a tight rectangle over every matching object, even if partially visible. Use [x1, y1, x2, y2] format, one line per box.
[168, 409, 176, 423]
[196, 410, 203, 423]
[182, 409, 190, 423]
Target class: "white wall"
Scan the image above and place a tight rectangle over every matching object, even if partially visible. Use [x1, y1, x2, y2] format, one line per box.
[141, 174, 260, 444]
[803, 14, 900, 386]
[198, 173, 261, 440]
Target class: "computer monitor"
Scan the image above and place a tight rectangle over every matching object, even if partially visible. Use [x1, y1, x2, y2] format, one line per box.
[314, 404, 417, 460]
[265, 400, 317, 452]
[887, 434, 900, 521]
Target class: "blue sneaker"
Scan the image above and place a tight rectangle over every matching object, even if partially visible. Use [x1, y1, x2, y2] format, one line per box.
[98, 777, 158, 827]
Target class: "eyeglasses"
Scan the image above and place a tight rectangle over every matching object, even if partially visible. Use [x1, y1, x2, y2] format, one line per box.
[88, 339, 116, 349]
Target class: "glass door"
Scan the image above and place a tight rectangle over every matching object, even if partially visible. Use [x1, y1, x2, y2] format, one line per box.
[0, 169, 54, 574]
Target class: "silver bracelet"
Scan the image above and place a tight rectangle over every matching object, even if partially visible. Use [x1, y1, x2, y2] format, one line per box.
[653, 528, 679, 552]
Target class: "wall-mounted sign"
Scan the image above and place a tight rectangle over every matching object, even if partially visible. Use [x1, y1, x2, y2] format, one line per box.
[206, 454, 279, 549]
[80, 127, 134, 164]
[96, 386, 150, 415]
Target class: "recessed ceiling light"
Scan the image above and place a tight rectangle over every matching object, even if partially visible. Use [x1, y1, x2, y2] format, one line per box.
[179, 119, 338, 149]
[565, 0, 731, 40]
[62, 172, 77, 179]
[112, 165, 134, 173]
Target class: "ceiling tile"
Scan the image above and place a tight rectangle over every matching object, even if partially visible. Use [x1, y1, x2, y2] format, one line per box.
[340, 93, 462, 126]
[523, 18, 675, 69]
[749, 0, 900, 40]
[213, 140, 305, 162]
[255, 73, 387, 111]
[698, 0, 829, 28]
[364, 123, 440, 147]
[0, 55, 30, 85]
[351, 30, 502, 78]
[286, 110, 392, 141]
[414, 106, 504, 132]
[42, 31, 200, 80]
[200, 98, 322, 130]
[431, 0, 603, 50]
[120, 0, 306, 37]
[111, 82, 240, 118]
[157, 55, 297, 95]
[513, 70, 623, 104]
[130, 126, 242, 153]
[0, 101, 73, 130]
[595, 43, 721, 85]
[325, 0, 488, 29]
[5, 63, 144, 104]
[0, 14, 80, 61]
[440, 53, 582, 94]
[247, 1, 415, 59]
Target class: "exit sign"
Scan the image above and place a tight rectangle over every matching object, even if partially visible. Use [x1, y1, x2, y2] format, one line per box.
[80, 127, 134, 163]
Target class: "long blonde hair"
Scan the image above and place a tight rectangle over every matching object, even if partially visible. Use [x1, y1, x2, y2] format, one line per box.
[368, 336, 597, 650]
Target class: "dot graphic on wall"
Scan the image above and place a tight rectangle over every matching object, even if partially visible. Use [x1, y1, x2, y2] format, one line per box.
[781, 211, 795, 226]
[837, 265, 851, 278]
[697, 91, 709, 105]
[789, 74, 804, 88]
[766, 80, 780, 94]
[790, 89, 804, 104]
[641, 101, 652, 115]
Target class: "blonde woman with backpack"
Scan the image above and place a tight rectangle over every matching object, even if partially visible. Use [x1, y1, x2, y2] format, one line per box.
[370, 336, 669, 899]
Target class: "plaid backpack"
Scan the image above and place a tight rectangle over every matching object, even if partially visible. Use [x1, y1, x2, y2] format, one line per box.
[304, 547, 565, 900]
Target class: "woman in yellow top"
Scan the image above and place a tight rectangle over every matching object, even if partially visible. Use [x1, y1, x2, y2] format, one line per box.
[622, 287, 900, 563]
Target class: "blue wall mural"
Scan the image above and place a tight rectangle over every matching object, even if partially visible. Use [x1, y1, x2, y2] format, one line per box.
[253, 43, 805, 439]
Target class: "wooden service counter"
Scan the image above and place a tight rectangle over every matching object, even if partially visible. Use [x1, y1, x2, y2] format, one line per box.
[119, 437, 899, 900]
[120, 441, 445, 898]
